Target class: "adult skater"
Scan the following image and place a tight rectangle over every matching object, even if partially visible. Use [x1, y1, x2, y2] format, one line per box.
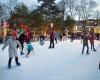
[70, 33, 74, 42]
[25, 29, 32, 43]
[2, 33, 22, 69]
[18, 32, 26, 55]
[82, 33, 89, 55]
[49, 29, 55, 48]
[39, 34, 45, 45]
[89, 32, 96, 51]
[54, 31, 58, 43]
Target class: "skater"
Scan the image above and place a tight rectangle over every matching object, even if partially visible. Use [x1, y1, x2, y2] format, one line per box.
[62, 32, 66, 41]
[59, 32, 62, 41]
[54, 31, 58, 44]
[26, 41, 34, 57]
[25, 29, 32, 43]
[18, 32, 26, 55]
[70, 33, 74, 42]
[49, 29, 55, 48]
[39, 34, 45, 45]
[82, 33, 89, 55]
[99, 61, 100, 70]
[89, 33, 96, 51]
[2, 33, 22, 69]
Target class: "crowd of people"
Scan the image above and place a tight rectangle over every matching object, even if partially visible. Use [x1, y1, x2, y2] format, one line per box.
[1, 26, 100, 69]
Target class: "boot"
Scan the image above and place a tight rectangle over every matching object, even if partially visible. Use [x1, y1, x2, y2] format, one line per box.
[82, 51, 84, 55]
[15, 57, 21, 66]
[86, 51, 89, 55]
[82, 49, 84, 55]
[20, 51, 24, 55]
[86, 49, 89, 55]
[93, 49, 96, 52]
[8, 57, 12, 69]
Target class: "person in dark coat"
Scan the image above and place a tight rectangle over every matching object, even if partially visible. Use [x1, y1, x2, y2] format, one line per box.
[82, 33, 89, 54]
[59, 32, 62, 41]
[99, 62, 100, 70]
[18, 32, 26, 55]
[70, 33, 74, 42]
[39, 34, 45, 45]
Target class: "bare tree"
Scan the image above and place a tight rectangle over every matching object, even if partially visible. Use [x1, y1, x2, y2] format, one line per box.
[57, 0, 77, 19]
[0, 3, 7, 19]
[76, 0, 97, 20]
[0, 3, 8, 34]
[6, 0, 19, 16]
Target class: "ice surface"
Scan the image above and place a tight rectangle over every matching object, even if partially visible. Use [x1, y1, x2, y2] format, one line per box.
[0, 40, 100, 80]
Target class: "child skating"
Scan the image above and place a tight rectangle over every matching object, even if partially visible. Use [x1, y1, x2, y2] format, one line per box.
[2, 33, 22, 69]
[26, 41, 34, 57]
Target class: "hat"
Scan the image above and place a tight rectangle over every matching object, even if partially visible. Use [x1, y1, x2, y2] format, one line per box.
[12, 31, 17, 37]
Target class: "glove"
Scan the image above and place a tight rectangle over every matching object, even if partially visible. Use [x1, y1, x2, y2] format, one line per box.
[2, 47, 4, 51]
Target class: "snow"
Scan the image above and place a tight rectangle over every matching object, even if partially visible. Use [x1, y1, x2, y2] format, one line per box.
[0, 40, 100, 80]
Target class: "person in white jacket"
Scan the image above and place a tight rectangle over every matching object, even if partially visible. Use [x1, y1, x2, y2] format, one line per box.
[2, 33, 22, 69]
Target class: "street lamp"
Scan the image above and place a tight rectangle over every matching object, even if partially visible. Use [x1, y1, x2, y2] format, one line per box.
[94, 21, 97, 27]
[51, 22, 53, 28]
[76, 25, 78, 33]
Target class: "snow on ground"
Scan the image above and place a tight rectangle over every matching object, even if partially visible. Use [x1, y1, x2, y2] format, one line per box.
[0, 40, 100, 80]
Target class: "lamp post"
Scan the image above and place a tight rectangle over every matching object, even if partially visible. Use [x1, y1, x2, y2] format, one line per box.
[76, 25, 78, 33]
[51, 22, 53, 28]
[94, 21, 97, 27]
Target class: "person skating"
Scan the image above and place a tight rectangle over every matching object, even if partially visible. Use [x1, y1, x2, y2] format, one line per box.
[89, 33, 96, 51]
[59, 32, 62, 41]
[18, 32, 26, 55]
[70, 33, 74, 42]
[26, 41, 34, 57]
[82, 33, 89, 55]
[2, 33, 22, 69]
[49, 29, 55, 48]
[54, 31, 58, 44]
[39, 34, 45, 45]
[99, 62, 100, 70]
[25, 29, 32, 43]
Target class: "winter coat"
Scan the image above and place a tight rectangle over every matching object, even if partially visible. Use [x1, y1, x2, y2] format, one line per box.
[18, 33, 26, 43]
[25, 31, 32, 43]
[83, 34, 88, 46]
[89, 34, 95, 44]
[50, 31, 55, 40]
[2, 36, 21, 58]
[27, 43, 33, 51]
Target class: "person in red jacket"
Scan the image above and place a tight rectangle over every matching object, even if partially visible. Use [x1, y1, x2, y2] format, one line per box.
[25, 29, 32, 43]
[49, 29, 55, 48]
[89, 33, 96, 51]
